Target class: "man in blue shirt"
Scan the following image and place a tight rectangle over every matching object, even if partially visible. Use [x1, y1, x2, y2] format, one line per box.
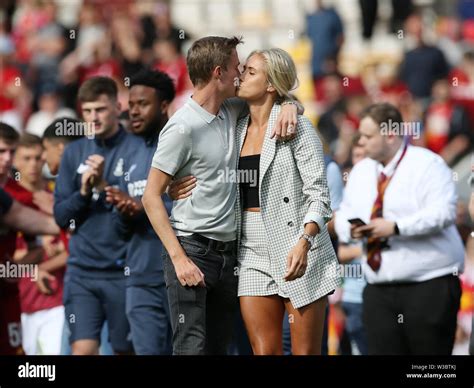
[105, 69, 176, 355]
[306, 0, 344, 81]
[54, 76, 142, 355]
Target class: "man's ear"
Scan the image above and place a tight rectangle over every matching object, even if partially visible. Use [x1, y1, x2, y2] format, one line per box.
[160, 100, 170, 115]
[116, 100, 122, 114]
[213, 66, 222, 80]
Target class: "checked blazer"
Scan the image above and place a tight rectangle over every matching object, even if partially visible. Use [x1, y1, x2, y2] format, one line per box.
[235, 104, 342, 308]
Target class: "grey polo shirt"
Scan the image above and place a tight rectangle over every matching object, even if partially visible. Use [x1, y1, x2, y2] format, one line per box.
[152, 96, 247, 242]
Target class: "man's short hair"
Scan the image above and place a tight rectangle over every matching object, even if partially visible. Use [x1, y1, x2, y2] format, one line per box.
[186, 36, 243, 87]
[129, 69, 176, 103]
[43, 117, 83, 144]
[78, 76, 118, 103]
[0, 122, 20, 144]
[360, 103, 403, 130]
[17, 133, 42, 149]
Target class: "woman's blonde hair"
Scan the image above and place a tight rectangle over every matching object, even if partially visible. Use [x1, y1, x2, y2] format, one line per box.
[247, 48, 298, 102]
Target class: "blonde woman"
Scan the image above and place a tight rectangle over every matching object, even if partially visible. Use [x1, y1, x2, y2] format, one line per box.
[234, 48, 341, 355]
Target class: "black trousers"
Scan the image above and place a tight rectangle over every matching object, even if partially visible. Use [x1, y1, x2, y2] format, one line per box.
[359, 0, 413, 39]
[363, 274, 461, 355]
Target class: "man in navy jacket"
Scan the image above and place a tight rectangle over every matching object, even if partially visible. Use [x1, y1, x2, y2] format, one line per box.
[54, 76, 141, 355]
[105, 69, 176, 355]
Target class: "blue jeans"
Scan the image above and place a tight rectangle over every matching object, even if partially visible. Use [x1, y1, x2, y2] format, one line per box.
[342, 301, 368, 355]
[163, 235, 238, 355]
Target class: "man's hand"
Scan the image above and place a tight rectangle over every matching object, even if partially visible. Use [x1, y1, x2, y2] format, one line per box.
[36, 268, 56, 295]
[85, 155, 105, 181]
[105, 186, 142, 217]
[353, 218, 396, 239]
[32, 190, 54, 215]
[173, 256, 206, 287]
[168, 175, 196, 200]
[284, 239, 309, 281]
[271, 102, 298, 140]
[80, 168, 96, 196]
[80, 155, 107, 195]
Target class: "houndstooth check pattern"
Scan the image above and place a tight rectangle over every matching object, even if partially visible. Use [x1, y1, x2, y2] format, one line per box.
[238, 211, 290, 298]
[235, 104, 342, 309]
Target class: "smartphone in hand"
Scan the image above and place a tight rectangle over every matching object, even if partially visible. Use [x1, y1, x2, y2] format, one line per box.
[348, 218, 367, 227]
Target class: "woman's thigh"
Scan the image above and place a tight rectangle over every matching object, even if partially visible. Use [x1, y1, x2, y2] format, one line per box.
[240, 295, 285, 355]
[285, 296, 328, 355]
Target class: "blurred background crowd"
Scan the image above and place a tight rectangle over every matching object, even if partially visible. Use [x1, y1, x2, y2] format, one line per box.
[0, 0, 473, 355]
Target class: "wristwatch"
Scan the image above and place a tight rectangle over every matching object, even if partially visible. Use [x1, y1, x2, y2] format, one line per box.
[394, 222, 400, 235]
[299, 233, 315, 248]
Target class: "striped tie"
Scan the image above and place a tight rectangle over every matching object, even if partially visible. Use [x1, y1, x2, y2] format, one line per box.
[366, 172, 388, 271]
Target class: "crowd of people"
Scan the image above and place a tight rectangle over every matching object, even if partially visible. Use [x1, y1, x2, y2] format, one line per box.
[0, 0, 473, 356]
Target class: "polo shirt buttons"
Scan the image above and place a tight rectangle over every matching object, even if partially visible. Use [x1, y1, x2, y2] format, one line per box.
[283, 197, 289, 203]
[287, 221, 294, 227]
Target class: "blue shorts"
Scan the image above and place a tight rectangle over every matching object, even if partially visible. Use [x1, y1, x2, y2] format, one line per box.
[63, 274, 132, 353]
[126, 284, 172, 355]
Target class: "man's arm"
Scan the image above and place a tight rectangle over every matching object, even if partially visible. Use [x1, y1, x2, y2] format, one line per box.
[4, 200, 60, 235]
[53, 146, 91, 229]
[39, 250, 68, 273]
[142, 168, 205, 287]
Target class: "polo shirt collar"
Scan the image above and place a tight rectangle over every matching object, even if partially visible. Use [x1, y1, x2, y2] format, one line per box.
[187, 96, 218, 124]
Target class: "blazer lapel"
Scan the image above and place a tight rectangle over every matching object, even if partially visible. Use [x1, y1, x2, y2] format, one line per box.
[236, 115, 249, 156]
[259, 104, 280, 189]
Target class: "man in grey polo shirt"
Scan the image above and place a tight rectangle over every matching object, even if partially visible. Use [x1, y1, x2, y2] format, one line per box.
[142, 36, 298, 355]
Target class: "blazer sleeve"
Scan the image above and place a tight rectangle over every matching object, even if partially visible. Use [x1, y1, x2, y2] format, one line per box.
[290, 115, 333, 229]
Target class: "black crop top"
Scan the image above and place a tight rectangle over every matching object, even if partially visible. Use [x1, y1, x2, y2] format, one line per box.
[238, 154, 260, 208]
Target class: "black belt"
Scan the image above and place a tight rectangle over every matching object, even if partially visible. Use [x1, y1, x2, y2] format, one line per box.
[188, 233, 236, 253]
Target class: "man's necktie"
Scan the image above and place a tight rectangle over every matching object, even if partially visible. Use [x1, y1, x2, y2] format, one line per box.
[366, 144, 408, 272]
[366, 172, 388, 271]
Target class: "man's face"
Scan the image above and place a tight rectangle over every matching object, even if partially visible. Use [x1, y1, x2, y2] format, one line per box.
[13, 145, 44, 185]
[0, 139, 16, 178]
[220, 49, 241, 98]
[128, 85, 164, 135]
[42, 139, 64, 175]
[81, 94, 120, 138]
[358, 116, 387, 162]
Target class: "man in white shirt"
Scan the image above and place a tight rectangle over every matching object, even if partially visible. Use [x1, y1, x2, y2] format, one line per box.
[335, 103, 464, 355]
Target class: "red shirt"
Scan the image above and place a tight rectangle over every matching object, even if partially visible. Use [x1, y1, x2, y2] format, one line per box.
[424, 102, 455, 154]
[449, 68, 474, 126]
[0, 66, 22, 112]
[154, 56, 190, 95]
[4, 179, 64, 314]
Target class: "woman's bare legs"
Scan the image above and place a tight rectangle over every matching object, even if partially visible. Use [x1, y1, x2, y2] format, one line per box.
[240, 295, 285, 355]
[285, 296, 328, 355]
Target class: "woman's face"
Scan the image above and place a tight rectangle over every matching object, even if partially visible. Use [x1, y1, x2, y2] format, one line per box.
[236, 54, 270, 101]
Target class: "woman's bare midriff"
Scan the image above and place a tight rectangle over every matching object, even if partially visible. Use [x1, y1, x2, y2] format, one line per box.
[243, 208, 261, 212]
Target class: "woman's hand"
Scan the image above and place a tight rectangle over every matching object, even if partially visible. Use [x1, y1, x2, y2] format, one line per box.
[284, 239, 310, 281]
